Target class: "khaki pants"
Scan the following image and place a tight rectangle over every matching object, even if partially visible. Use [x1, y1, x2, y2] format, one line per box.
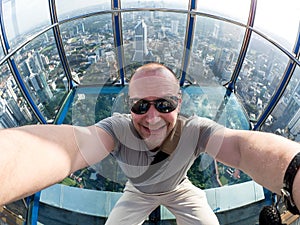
[105, 179, 220, 225]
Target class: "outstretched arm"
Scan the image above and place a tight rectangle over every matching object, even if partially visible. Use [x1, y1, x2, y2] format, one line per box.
[0, 124, 114, 206]
[213, 128, 300, 209]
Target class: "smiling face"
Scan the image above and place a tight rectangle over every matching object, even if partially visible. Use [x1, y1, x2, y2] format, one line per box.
[129, 63, 181, 149]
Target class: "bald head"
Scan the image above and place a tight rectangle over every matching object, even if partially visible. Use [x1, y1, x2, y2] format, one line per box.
[131, 63, 178, 82]
[129, 63, 180, 99]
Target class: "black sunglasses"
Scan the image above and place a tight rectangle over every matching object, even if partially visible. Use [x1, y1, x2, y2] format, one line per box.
[130, 96, 179, 115]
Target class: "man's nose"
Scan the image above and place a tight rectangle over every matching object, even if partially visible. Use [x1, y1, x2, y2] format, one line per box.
[145, 105, 160, 123]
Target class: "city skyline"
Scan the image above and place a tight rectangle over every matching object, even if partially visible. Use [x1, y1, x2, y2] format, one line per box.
[0, 3, 298, 140]
[2, 0, 298, 48]
[0, 4, 299, 225]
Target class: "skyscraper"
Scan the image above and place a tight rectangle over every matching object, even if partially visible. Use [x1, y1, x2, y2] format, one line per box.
[288, 107, 300, 138]
[171, 20, 179, 35]
[132, 19, 148, 62]
[0, 98, 18, 128]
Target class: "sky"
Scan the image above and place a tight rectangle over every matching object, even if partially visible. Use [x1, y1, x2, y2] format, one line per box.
[2, 0, 300, 49]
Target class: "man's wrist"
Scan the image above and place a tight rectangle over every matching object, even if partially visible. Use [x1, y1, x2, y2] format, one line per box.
[281, 152, 300, 215]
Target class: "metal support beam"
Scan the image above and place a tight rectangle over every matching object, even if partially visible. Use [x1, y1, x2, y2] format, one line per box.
[179, 0, 196, 86]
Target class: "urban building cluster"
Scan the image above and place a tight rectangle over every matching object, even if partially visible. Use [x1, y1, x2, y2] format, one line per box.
[0, 6, 298, 190]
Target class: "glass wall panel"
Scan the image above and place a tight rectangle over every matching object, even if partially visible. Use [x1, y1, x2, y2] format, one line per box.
[2, 0, 51, 50]
[236, 33, 290, 123]
[61, 86, 127, 192]
[12, 30, 68, 122]
[0, 45, 4, 61]
[121, 0, 188, 10]
[188, 16, 245, 86]
[197, 0, 251, 24]
[122, 11, 187, 79]
[0, 62, 39, 126]
[181, 85, 251, 185]
[60, 14, 118, 85]
[255, 0, 300, 50]
[56, 0, 111, 21]
[261, 66, 300, 138]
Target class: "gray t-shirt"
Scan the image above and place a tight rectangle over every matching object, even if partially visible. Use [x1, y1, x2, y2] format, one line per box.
[96, 114, 223, 193]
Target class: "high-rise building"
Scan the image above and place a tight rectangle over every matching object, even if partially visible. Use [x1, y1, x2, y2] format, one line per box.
[7, 98, 27, 125]
[212, 23, 220, 39]
[28, 72, 53, 103]
[0, 98, 18, 128]
[288, 107, 300, 136]
[33, 51, 44, 73]
[82, 22, 85, 33]
[281, 93, 300, 126]
[20, 61, 31, 77]
[28, 52, 44, 74]
[171, 20, 179, 35]
[6, 77, 18, 101]
[132, 19, 148, 62]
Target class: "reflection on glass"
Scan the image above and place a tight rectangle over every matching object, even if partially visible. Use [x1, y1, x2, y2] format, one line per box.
[181, 86, 250, 129]
[197, 0, 251, 24]
[12, 30, 67, 122]
[61, 86, 126, 191]
[236, 33, 290, 123]
[60, 15, 119, 85]
[188, 16, 245, 86]
[262, 66, 300, 140]
[0, 62, 38, 127]
[121, 0, 188, 10]
[182, 85, 251, 188]
[56, 0, 111, 21]
[2, 0, 51, 50]
[255, 0, 299, 50]
[122, 11, 187, 79]
[63, 87, 122, 126]
[59, 83, 251, 194]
